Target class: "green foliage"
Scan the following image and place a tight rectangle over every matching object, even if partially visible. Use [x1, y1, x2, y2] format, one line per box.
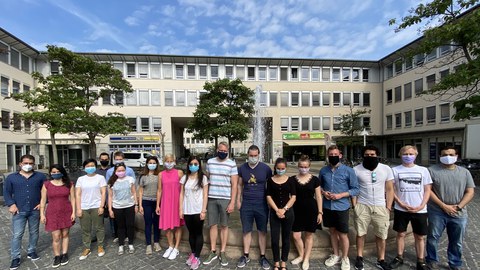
[338, 106, 371, 144]
[390, 1, 480, 120]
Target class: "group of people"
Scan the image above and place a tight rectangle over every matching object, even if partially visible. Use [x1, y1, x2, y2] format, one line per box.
[3, 142, 475, 270]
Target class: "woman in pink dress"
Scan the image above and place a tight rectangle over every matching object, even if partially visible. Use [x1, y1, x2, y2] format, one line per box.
[156, 154, 184, 260]
[40, 164, 75, 268]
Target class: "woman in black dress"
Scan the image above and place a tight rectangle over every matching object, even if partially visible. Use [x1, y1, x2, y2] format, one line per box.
[291, 155, 323, 270]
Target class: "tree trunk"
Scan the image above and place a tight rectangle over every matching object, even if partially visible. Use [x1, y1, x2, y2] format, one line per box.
[50, 131, 58, 164]
[227, 137, 233, 158]
[88, 133, 97, 158]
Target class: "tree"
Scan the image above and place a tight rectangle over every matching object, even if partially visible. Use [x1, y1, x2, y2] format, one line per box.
[389, 0, 480, 120]
[336, 106, 371, 161]
[187, 78, 255, 155]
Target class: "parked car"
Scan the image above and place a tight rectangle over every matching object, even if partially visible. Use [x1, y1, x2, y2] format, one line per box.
[123, 152, 160, 168]
[456, 159, 480, 170]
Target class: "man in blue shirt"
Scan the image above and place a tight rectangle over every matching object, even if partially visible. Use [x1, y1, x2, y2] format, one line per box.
[105, 151, 136, 180]
[4, 154, 47, 270]
[319, 145, 359, 270]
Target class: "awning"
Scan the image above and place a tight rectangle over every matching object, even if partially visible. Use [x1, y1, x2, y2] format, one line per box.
[283, 140, 324, 146]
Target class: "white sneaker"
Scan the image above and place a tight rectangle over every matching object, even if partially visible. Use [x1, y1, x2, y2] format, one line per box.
[325, 254, 341, 267]
[154, 242, 162, 252]
[168, 248, 179, 260]
[146, 245, 152, 255]
[291, 256, 303, 265]
[118, 246, 124, 255]
[341, 257, 350, 270]
[128, 245, 135, 254]
[163, 246, 174, 258]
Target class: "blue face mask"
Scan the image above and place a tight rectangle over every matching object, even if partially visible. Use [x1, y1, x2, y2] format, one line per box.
[147, 164, 157, 170]
[217, 151, 228, 160]
[189, 164, 199, 173]
[51, 173, 63, 179]
[84, 167, 96, 175]
[276, 169, 286, 175]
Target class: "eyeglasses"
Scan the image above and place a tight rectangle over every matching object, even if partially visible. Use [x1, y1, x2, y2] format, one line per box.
[371, 172, 377, 183]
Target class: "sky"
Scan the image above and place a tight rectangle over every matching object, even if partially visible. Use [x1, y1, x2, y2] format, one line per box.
[0, 0, 428, 61]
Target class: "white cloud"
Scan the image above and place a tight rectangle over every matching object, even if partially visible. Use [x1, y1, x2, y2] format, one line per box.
[139, 43, 158, 54]
[96, 48, 117, 53]
[124, 5, 153, 26]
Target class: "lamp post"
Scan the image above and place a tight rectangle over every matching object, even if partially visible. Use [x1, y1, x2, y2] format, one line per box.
[360, 128, 369, 146]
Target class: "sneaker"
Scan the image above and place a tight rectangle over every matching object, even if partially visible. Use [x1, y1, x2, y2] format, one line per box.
[146, 245, 153, 255]
[291, 256, 303, 265]
[376, 260, 392, 270]
[118, 246, 124, 255]
[325, 254, 341, 267]
[389, 256, 404, 269]
[98, 246, 105, 257]
[302, 260, 310, 270]
[427, 262, 440, 270]
[237, 255, 250, 268]
[260, 257, 271, 270]
[163, 246, 174, 258]
[128, 245, 135, 254]
[416, 261, 428, 270]
[203, 251, 218, 265]
[355, 256, 364, 270]
[10, 258, 20, 270]
[60, 253, 69, 266]
[113, 238, 119, 243]
[79, 249, 91, 260]
[154, 242, 162, 252]
[27, 252, 40, 261]
[186, 253, 195, 266]
[191, 257, 201, 270]
[219, 251, 229, 266]
[125, 237, 129, 243]
[341, 257, 351, 270]
[52, 256, 61, 268]
[168, 248, 179, 260]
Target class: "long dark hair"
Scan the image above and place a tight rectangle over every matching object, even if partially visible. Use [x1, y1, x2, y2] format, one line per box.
[186, 156, 204, 189]
[49, 164, 71, 188]
[140, 156, 161, 176]
[273, 157, 287, 175]
[108, 163, 126, 188]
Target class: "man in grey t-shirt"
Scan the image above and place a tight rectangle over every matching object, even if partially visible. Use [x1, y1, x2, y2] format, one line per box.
[426, 146, 475, 270]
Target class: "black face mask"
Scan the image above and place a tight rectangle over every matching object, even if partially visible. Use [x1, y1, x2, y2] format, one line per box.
[363, 156, 379, 171]
[217, 151, 228, 160]
[100, 160, 109, 167]
[328, 156, 340, 166]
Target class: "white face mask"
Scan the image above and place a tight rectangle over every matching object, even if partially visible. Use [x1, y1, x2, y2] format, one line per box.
[21, 164, 33, 172]
[248, 156, 259, 165]
[440, 155, 457, 165]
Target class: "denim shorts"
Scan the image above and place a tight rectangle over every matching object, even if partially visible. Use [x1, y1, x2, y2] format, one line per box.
[240, 201, 269, 233]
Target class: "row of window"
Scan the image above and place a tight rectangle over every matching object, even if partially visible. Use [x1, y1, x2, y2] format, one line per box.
[106, 62, 371, 83]
[280, 116, 370, 132]
[386, 103, 451, 129]
[0, 76, 31, 97]
[0, 41, 32, 73]
[1, 110, 31, 132]
[128, 117, 162, 133]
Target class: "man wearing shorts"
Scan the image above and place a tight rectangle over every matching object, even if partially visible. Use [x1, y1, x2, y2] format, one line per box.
[236, 145, 272, 269]
[389, 145, 432, 270]
[203, 142, 238, 266]
[352, 145, 394, 270]
[319, 145, 359, 270]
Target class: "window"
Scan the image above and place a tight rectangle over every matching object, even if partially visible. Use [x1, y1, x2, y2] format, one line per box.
[333, 93, 341, 106]
[386, 115, 392, 129]
[12, 81, 19, 94]
[10, 49, 19, 69]
[311, 68, 320, 81]
[353, 93, 360, 106]
[103, 93, 112, 105]
[343, 92, 351, 106]
[322, 67, 330, 81]
[176, 64, 184, 79]
[322, 92, 330, 106]
[405, 111, 412, 127]
[291, 92, 299, 106]
[363, 93, 370, 106]
[301, 117, 310, 131]
[151, 91, 161, 106]
[187, 65, 196, 79]
[139, 90, 149, 106]
[248, 67, 255, 80]
[440, 103, 450, 122]
[280, 67, 288, 81]
[394, 86, 402, 102]
[50, 61, 60, 75]
[404, 82, 412, 100]
[24, 119, 31, 132]
[21, 54, 30, 73]
[322, 116, 330, 131]
[386, 63, 393, 79]
[414, 53, 425, 66]
[426, 74, 436, 90]
[312, 92, 320, 106]
[440, 45, 451, 55]
[386, 89, 392, 104]
[163, 63, 173, 79]
[210, 66, 218, 79]
[164, 91, 173, 106]
[128, 117, 138, 132]
[126, 91, 137, 106]
[332, 68, 340, 81]
[395, 113, 402, 128]
[301, 92, 310, 106]
[126, 63, 136, 78]
[0, 42, 8, 63]
[301, 68, 309, 81]
[280, 92, 289, 107]
[23, 85, 30, 92]
[113, 62, 124, 75]
[312, 117, 320, 131]
[199, 65, 207, 79]
[141, 118, 149, 132]
[333, 116, 341, 130]
[187, 91, 197, 106]
[1, 110, 10, 129]
[176, 90, 185, 106]
[290, 67, 298, 81]
[269, 92, 277, 106]
[414, 78, 423, 95]
[426, 49, 437, 62]
[1, 76, 9, 96]
[405, 57, 413, 71]
[342, 68, 350, 81]
[291, 117, 299, 131]
[352, 68, 360, 81]
[151, 63, 160, 78]
[281, 117, 288, 131]
[269, 67, 277, 81]
[138, 63, 148, 78]
[362, 69, 369, 82]
[236, 66, 245, 80]
[152, 117, 162, 132]
[225, 66, 234, 79]
[415, 108, 423, 126]
[394, 60, 403, 75]
[363, 117, 370, 128]
[426, 106, 436, 124]
[13, 113, 21, 131]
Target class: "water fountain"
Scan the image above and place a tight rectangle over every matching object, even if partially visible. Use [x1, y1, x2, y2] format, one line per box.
[253, 85, 266, 161]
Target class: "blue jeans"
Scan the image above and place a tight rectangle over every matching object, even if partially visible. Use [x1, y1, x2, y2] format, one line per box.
[426, 209, 468, 268]
[142, 200, 160, 245]
[11, 210, 40, 259]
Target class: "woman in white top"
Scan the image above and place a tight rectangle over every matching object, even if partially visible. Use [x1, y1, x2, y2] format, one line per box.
[108, 163, 138, 255]
[179, 156, 208, 270]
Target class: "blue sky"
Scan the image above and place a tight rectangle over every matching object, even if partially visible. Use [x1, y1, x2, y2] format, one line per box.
[0, 0, 426, 60]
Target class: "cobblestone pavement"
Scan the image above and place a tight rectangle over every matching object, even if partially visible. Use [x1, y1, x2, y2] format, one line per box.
[1, 185, 479, 270]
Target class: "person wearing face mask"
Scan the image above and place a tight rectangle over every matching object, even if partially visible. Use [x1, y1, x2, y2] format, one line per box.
[425, 146, 475, 270]
[75, 158, 107, 261]
[319, 145, 359, 270]
[235, 145, 273, 269]
[266, 157, 296, 270]
[291, 155, 322, 270]
[108, 163, 138, 255]
[352, 145, 394, 270]
[156, 154, 184, 260]
[40, 164, 75, 268]
[96, 152, 116, 242]
[137, 156, 162, 255]
[105, 151, 136, 181]
[203, 142, 238, 266]
[4, 154, 46, 270]
[389, 145, 432, 270]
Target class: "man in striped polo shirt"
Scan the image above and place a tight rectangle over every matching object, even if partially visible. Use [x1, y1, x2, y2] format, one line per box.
[203, 142, 238, 266]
